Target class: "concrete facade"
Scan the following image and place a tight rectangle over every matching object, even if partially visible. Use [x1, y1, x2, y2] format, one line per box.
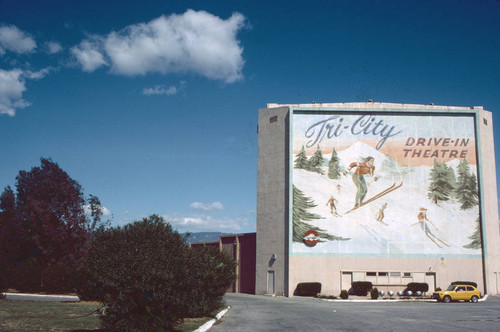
[256, 102, 500, 297]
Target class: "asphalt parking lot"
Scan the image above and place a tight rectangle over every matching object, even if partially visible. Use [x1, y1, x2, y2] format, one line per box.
[211, 293, 500, 331]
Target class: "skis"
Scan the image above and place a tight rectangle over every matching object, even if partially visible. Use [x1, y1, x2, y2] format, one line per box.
[376, 219, 389, 226]
[345, 182, 403, 214]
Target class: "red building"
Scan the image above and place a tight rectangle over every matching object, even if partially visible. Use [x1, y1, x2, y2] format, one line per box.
[189, 233, 256, 294]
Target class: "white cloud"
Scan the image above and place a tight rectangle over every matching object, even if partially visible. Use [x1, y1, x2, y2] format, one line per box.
[0, 69, 29, 116]
[45, 41, 63, 54]
[190, 201, 224, 211]
[0, 25, 36, 54]
[0, 67, 56, 116]
[163, 213, 248, 233]
[143, 85, 177, 95]
[73, 10, 246, 82]
[24, 67, 53, 80]
[71, 39, 107, 72]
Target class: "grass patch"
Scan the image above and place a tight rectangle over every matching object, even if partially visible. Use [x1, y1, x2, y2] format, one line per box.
[0, 299, 102, 331]
[0, 299, 221, 331]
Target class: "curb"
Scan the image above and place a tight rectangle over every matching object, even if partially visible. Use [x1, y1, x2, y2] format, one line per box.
[1, 292, 80, 302]
[193, 306, 230, 332]
[319, 298, 437, 303]
[316, 295, 489, 303]
[478, 294, 488, 302]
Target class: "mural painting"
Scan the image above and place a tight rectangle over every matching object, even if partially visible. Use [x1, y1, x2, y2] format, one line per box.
[291, 112, 481, 257]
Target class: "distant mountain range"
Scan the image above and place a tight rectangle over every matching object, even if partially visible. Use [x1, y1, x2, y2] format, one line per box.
[183, 232, 227, 244]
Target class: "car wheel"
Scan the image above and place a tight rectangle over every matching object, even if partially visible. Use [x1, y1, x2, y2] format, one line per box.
[443, 295, 451, 303]
[470, 295, 478, 303]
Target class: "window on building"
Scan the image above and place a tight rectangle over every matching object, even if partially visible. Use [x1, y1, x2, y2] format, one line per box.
[378, 272, 388, 276]
[390, 272, 401, 277]
[366, 272, 377, 277]
[403, 272, 412, 278]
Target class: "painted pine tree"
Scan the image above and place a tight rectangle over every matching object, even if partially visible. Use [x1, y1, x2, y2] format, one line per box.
[292, 185, 349, 243]
[444, 163, 457, 199]
[455, 159, 479, 210]
[427, 159, 454, 203]
[294, 145, 308, 169]
[327, 148, 341, 179]
[464, 215, 482, 249]
[308, 145, 325, 175]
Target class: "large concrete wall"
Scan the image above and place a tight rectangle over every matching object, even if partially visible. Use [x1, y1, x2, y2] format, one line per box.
[255, 106, 290, 295]
[478, 109, 500, 294]
[256, 102, 500, 296]
[289, 256, 484, 296]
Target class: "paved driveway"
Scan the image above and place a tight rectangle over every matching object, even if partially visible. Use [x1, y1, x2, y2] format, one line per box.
[212, 293, 500, 331]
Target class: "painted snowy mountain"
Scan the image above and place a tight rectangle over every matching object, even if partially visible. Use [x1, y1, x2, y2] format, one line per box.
[293, 142, 480, 257]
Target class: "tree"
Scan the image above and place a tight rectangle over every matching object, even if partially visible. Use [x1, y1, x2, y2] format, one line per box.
[427, 159, 455, 204]
[327, 148, 341, 179]
[455, 160, 479, 210]
[464, 215, 482, 250]
[0, 158, 108, 291]
[79, 215, 235, 331]
[292, 185, 349, 243]
[14, 158, 92, 268]
[0, 186, 22, 264]
[0, 186, 20, 288]
[308, 145, 325, 175]
[294, 145, 308, 169]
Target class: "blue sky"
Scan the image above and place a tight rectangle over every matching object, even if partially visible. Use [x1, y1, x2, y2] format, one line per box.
[1, 0, 499, 233]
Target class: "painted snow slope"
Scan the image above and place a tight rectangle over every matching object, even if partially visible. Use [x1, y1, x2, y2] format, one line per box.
[292, 142, 480, 257]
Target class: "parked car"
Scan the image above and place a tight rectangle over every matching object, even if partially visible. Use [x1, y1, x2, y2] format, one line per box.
[433, 284, 481, 303]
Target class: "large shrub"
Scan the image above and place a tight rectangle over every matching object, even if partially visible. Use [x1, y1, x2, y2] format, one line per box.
[340, 289, 349, 299]
[295, 282, 322, 296]
[370, 287, 379, 299]
[406, 282, 429, 294]
[79, 215, 235, 331]
[183, 246, 236, 317]
[8, 263, 43, 293]
[352, 281, 373, 296]
[41, 264, 76, 294]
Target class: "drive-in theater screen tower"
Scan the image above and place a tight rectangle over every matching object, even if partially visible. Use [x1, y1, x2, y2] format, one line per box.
[256, 102, 500, 296]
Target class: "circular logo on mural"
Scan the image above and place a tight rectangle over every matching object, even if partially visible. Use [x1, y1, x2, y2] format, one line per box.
[303, 230, 320, 247]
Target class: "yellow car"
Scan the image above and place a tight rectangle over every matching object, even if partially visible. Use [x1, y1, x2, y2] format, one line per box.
[433, 284, 481, 303]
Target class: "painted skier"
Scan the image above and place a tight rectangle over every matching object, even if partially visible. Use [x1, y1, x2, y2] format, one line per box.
[376, 202, 388, 222]
[326, 196, 340, 217]
[412, 208, 449, 248]
[345, 156, 378, 208]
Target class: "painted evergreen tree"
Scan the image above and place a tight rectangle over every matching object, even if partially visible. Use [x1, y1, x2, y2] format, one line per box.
[444, 163, 457, 199]
[294, 145, 309, 169]
[464, 215, 482, 249]
[292, 185, 349, 243]
[327, 148, 341, 179]
[308, 145, 325, 175]
[455, 159, 479, 210]
[427, 159, 454, 203]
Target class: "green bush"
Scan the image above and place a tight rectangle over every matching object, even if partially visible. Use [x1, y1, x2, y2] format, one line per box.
[451, 281, 478, 288]
[340, 289, 349, 299]
[435, 287, 442, 291]
[183, 246, 236, 317]
[296, 282, 322, 296]
[370, 287, 379, 299]
[406, 282, 429, 293]
[79, 215, 235, 331]
[352, 281, 373, 296]
[41, 264, 76, 294]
